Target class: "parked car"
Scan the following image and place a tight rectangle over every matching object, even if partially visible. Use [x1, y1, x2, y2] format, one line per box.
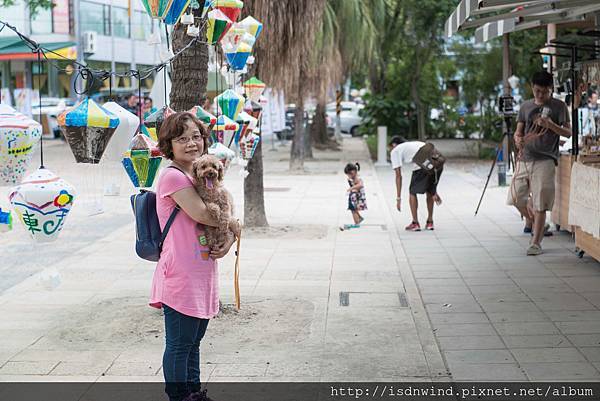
[279, 104, 308, 140]
[31, 97, 75, 139]
[326, 101, 365, 136]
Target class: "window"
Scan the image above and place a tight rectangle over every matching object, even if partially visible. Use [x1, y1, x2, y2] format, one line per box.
[30, 8, 53, 34]
[80, 1, 110, 36]
[111, 6, 130, 38]
[115, 63, 132, 88]
[132, 11, 152, 40]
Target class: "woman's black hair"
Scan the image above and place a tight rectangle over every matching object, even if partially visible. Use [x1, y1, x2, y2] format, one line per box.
[344, 162, 360, 174]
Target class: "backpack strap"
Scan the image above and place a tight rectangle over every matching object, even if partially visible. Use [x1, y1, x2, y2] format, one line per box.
[157, 165, 187, 253]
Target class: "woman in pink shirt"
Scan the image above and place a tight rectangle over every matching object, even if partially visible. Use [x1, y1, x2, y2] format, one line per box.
[150, 112, 240, 401]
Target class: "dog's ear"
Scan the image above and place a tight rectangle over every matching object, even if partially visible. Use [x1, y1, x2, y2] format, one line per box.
[217, 161, 225, 182]
[192, 160, 202, 179]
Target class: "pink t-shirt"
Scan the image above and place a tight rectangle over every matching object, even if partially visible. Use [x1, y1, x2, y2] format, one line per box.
[149, 167, 219, 319]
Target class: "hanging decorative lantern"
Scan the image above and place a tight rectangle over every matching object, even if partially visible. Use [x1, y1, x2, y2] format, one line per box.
[239, 32, 256, 48]
[164, 0, 191, 24]
[234, 111, 257, 145]
[0, 104, 42, 186]
[206, 9, 233, 45]
[243, 98, 263, 120]
[144, 106, 175, 139]
[0, 207, 12, 233]
[239, 133, 260, 160]
[58, 98, 120, 164]
[9, 168, 76, 242]
[238, 15, 262, 39]
[188, 106, 217, 130]
[214, 0, 243, 22]
[208, 142, 236, 172]
[221, 25, 246, 49]
[102, 102, 140, 163]
[225, 42, 253, 71]
[201, 0, 213, 18]
[243, 77, 266, 102]
[122, 134, 163, 188]
[216, 89, 244, 121]
[140, 0, 175, 19]
[211, 115, 238, 145]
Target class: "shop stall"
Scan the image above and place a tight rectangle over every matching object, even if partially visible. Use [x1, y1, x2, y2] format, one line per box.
[562, 58, 600, 260]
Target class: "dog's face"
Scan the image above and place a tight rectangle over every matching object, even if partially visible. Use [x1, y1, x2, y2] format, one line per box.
[193, 155, 224, 190]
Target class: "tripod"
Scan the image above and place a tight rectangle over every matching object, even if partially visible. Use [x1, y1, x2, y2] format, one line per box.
[475, 116, 517, 216]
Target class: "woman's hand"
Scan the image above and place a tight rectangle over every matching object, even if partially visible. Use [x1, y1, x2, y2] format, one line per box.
[210, 236, 236, 260]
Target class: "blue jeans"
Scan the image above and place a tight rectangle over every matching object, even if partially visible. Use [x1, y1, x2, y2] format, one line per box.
[162, 304, 210, 401]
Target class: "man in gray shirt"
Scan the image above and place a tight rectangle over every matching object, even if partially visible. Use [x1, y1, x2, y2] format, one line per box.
[507, 71, 571, 255]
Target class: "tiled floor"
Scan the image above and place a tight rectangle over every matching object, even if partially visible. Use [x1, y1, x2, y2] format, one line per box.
[377, 159, 600, 381]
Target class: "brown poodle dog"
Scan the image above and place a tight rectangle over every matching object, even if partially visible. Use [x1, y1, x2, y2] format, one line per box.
[192, 154, 234, 250]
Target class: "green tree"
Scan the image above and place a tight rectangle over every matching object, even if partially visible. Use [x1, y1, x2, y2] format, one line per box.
[1, 0, 52, 16]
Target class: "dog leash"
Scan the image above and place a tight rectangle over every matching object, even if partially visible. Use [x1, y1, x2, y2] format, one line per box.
[234, 231, 241, 310]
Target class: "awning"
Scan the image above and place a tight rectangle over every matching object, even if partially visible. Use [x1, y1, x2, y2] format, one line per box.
[445, 0, 600, 41]
[0, 38, 77, 61]
[474, 3, 600, 43]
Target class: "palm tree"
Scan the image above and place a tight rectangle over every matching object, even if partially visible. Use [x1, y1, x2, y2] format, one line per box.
[170, 10, 209, 111]
[245, 0, 327, 172]
[309, 0, 379, 147]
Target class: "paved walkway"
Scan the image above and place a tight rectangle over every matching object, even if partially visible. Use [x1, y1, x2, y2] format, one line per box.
[377, 155, 600, 381]
[1, 137, 599, 382]
[0, 138, 444, 382]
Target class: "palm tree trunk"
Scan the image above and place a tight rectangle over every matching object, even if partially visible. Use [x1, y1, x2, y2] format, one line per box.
[290, 93, 305, 171]
[170, 17, 209, 111]
[304, 113, 314, 160]
[243, 134, 268, 226]
[311, 101, 328, 145]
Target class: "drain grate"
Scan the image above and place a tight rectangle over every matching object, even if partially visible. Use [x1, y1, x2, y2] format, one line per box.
[338, 291, 409, 308]
[339, 292, 350, 306]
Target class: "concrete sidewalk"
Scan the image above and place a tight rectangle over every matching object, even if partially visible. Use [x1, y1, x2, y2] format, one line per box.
[376, 155, 600, 381]
[3, 136, 600, 383]
[0, 138, 445, 382]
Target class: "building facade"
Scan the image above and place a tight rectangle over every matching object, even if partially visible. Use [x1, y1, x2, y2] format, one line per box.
[0, 0, 163, 101]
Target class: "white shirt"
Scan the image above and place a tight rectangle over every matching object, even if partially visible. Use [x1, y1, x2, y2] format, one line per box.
[390, 141, 425, 171]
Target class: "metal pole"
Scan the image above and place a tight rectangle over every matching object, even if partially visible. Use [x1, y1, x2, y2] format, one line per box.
[571, 46, 579, 156]
[1, 62, 11, 103]
[72, 0, 84, 99]
[547, 24, 556, 74]
[498, 33, 511, 186]
[110, 0, 116, 88]
[596, 13, 600, 60]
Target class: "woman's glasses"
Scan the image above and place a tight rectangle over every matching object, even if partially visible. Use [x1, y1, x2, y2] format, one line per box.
[173, 134, 204, 144]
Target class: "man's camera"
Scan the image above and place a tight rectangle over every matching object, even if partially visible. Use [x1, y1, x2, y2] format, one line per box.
[498, 95, 517, 116]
